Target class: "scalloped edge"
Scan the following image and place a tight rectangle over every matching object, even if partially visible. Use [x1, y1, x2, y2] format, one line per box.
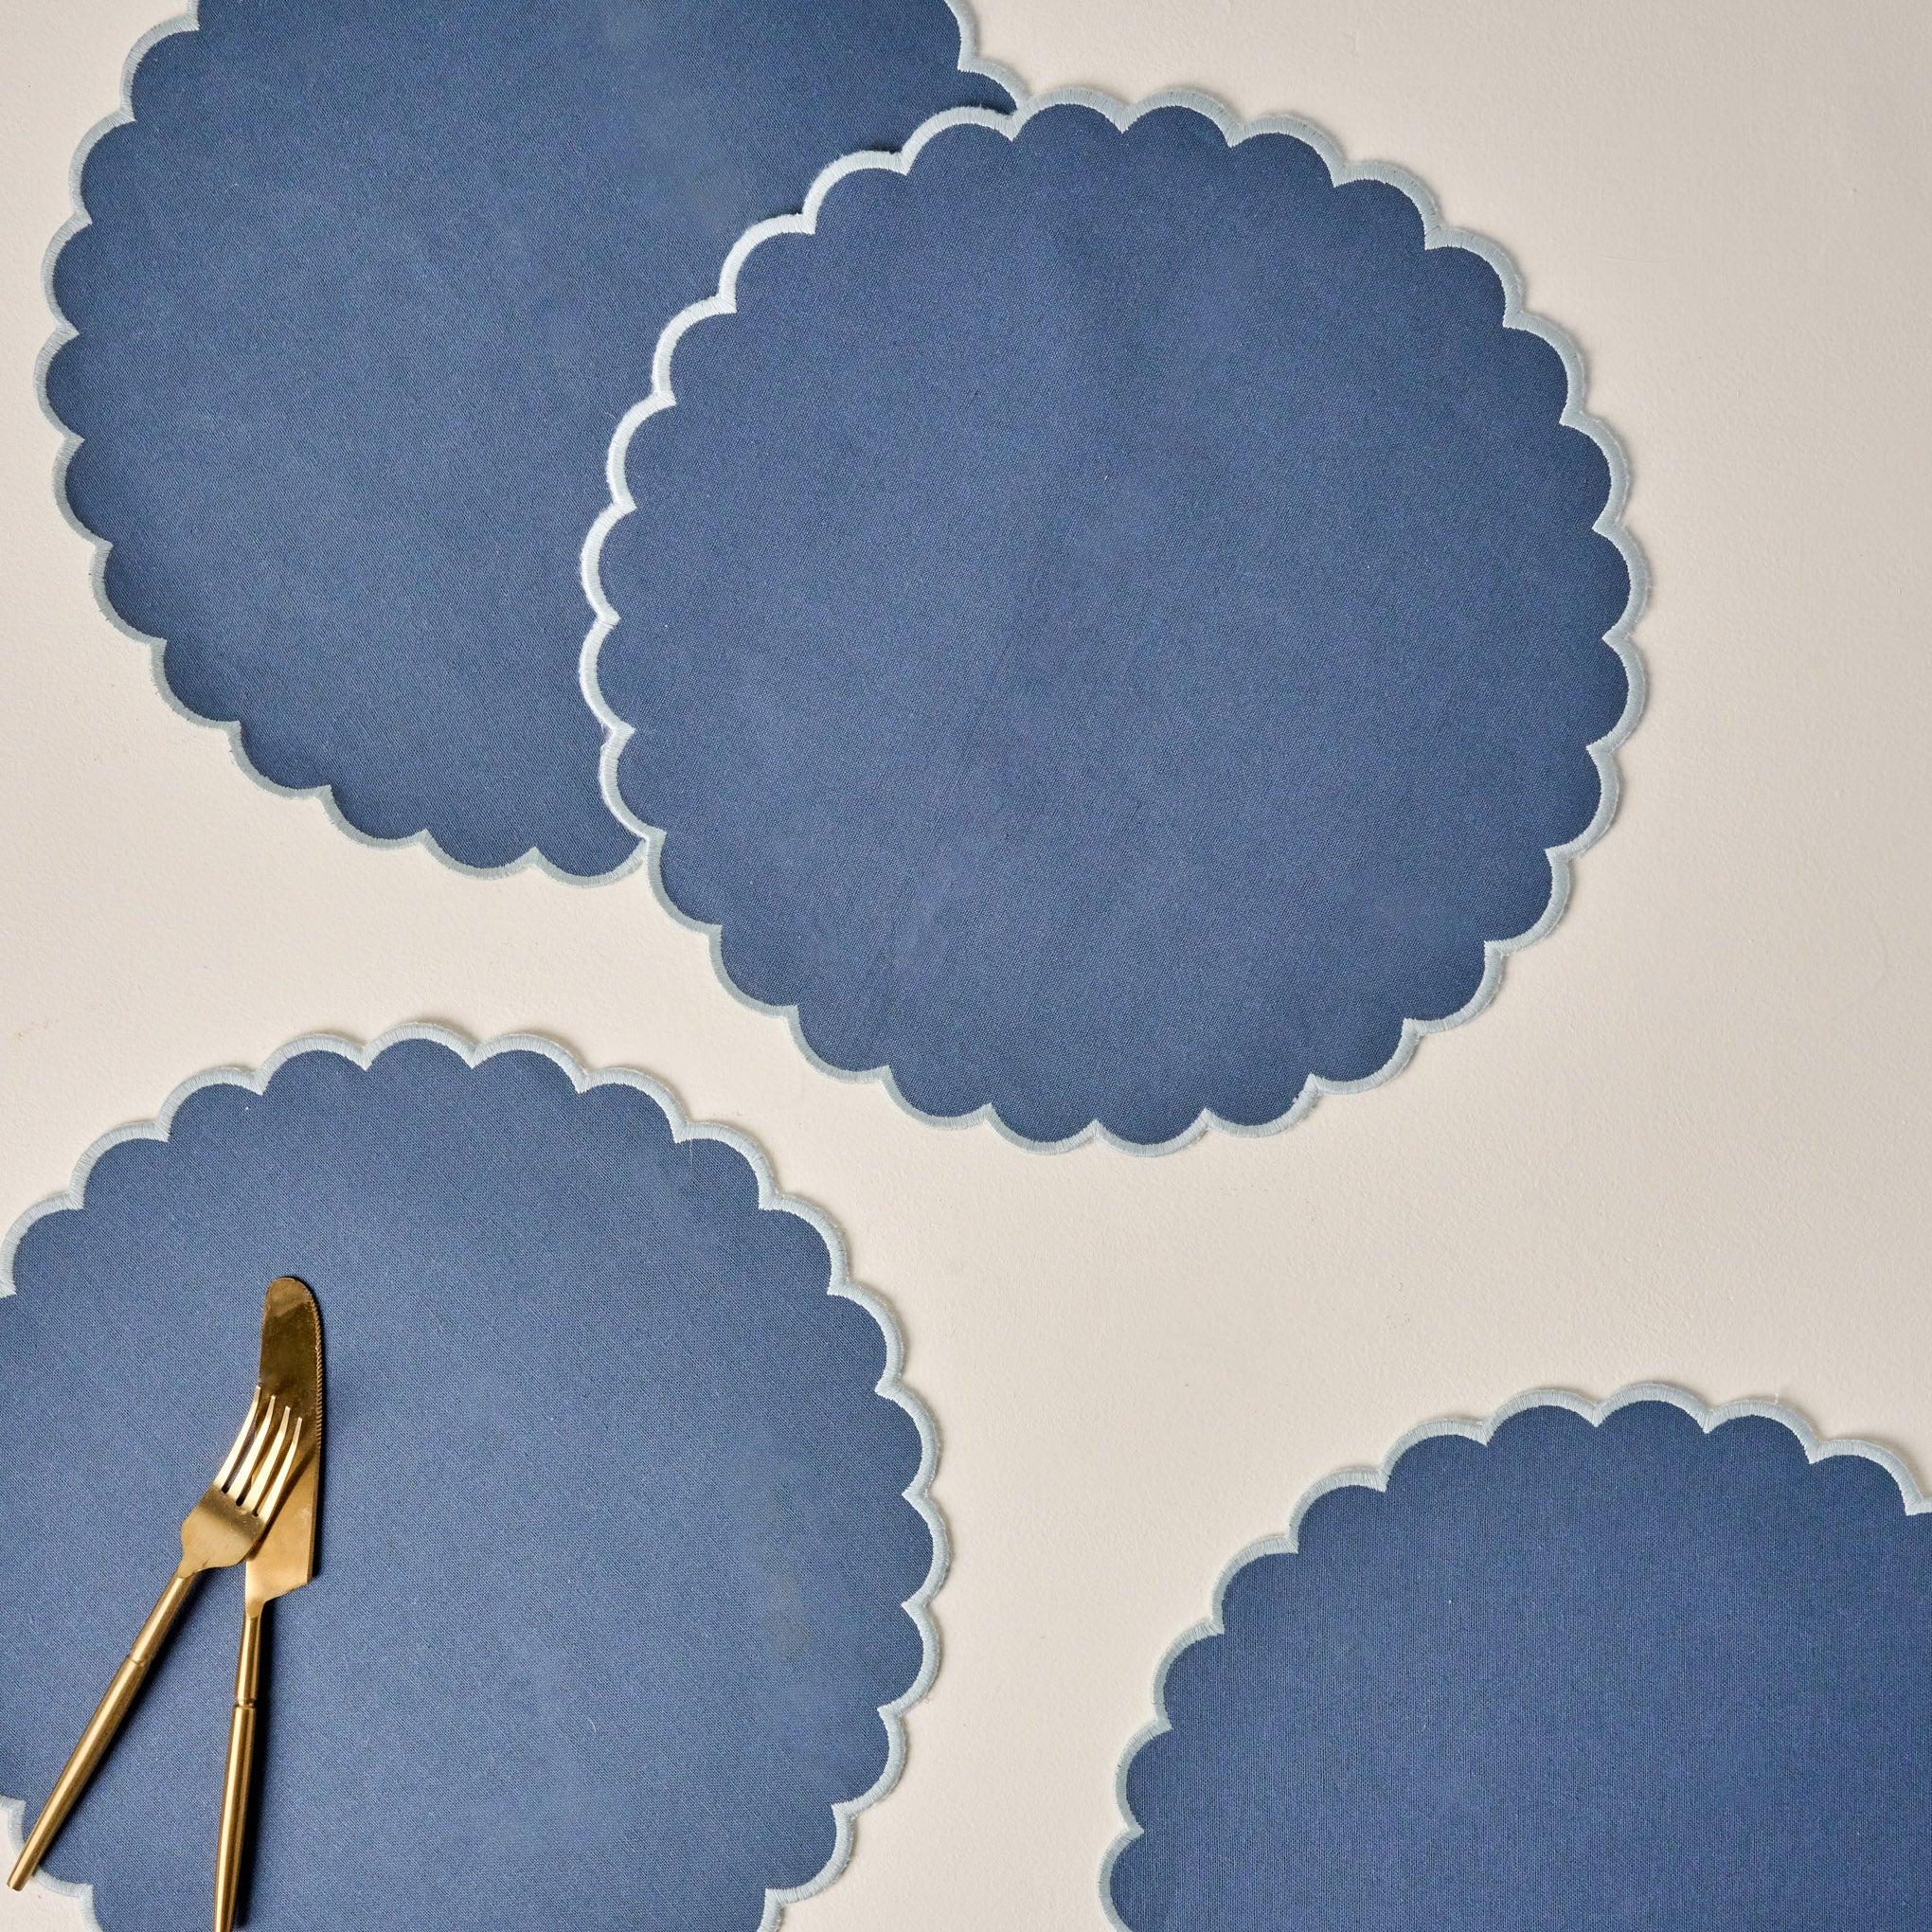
[0, 1798, 96, 1928]
[581, 85, 1650, 1154]
[1098, 1381, 1927, 1926]
[36, 1, 1020, 884]
[0, 1023, 946, 1932]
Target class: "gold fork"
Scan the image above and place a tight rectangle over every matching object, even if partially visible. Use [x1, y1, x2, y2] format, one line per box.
[7, 1387, 307, 1891]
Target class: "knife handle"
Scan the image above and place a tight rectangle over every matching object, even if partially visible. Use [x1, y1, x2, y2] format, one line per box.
[213, 1604, 264, 1932]
[7, 1569, 199, 1890]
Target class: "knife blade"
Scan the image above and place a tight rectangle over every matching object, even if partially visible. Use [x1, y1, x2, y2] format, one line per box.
[214, 1277, 323, 1932]
[244, 1277, 323, 1608]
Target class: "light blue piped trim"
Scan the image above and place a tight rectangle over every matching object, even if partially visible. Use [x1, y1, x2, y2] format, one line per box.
[0, 1024, 945, 1932]
[0, 1798, 94, 1929]
[37, 2, 1016, 884]
[1098, 1382, 1927, 1927]
[581, 84, 1650, 1156]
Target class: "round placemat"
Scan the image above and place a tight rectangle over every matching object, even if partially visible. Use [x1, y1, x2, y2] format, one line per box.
[46, 0, 1009, 875]
[592, 94, 1639, 1149]
[1107, 1389, 1932, 1928]
[0, 1029, 939, 1932]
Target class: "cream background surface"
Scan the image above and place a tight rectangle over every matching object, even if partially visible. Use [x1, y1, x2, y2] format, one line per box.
[2, 1, 1928, 1925]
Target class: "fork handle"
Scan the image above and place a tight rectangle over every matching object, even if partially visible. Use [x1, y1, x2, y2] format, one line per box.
[6, 1569, 199, 1890]
[212, 1604, 263, 1932]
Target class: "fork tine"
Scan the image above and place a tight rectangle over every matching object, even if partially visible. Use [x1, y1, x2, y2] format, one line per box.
[213, 1388, 268, 1491]
[223, 1394, 282, 1503]
[252, 1415, 306, 1526]
[241, 1407, 295, 1516]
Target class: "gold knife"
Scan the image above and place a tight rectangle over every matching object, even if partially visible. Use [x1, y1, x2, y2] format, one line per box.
[212, 1277, 323, 1932]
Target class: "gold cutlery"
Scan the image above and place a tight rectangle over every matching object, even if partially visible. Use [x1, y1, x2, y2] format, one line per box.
[214, 1277, 323, 1932]
[7, 1279, 314, 1901]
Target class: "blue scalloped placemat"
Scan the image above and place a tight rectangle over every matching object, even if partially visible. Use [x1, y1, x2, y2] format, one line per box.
[593, 97, 1638, 1149]
[1107, 1394, 1932, 1928]
[0, 1033, 937, 1932]
[45, 0, 1009, 876]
